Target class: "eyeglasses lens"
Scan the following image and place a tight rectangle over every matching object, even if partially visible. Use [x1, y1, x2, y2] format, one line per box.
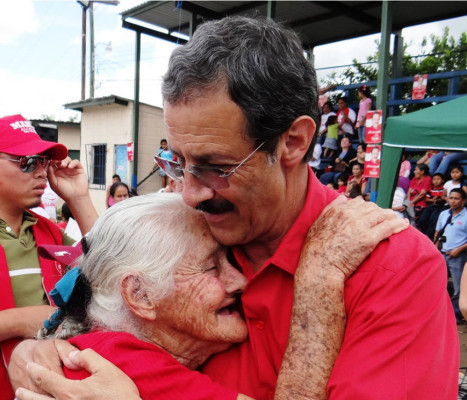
[20, 156, 49, 173]
[189, 166, 229, 189]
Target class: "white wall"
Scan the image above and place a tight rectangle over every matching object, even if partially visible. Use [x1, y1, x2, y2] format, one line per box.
[79, 100, 166, 215]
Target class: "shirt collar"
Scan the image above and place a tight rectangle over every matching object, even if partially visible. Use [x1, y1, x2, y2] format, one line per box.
[234, 167, 339, 277]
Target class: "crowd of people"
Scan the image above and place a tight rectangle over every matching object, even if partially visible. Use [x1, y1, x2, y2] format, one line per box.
[0, 15, 463, 400]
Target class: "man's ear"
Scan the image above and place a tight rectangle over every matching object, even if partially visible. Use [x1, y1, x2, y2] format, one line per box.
[120, 273, 158, 321]
[280, 116, 316, 167]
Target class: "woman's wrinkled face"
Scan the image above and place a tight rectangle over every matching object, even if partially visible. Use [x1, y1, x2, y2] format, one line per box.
[155, 219, 248, 348]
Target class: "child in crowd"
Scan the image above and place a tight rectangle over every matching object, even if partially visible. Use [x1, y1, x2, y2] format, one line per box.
[336, 175, 347, 194]
[322, 115, 338, 158]
[355, 85, 373, 143]
[418, 173, 446, 239]
[326, 182, 337, 190]
[347, 181, 363, 199]
[442, 163, 467, 201]
[399, 152, 411, 178]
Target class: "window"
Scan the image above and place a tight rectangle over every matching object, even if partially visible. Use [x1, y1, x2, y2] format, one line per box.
[85, 143, 106, 189]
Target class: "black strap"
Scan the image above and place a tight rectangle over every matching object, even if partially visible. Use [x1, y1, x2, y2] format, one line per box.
[434, 211, 453, 244]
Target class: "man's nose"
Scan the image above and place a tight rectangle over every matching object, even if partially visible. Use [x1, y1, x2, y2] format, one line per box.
[181, 172, 216, 209]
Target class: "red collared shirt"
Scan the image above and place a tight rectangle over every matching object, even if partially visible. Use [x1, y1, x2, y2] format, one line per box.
[202, 169, 458, 400]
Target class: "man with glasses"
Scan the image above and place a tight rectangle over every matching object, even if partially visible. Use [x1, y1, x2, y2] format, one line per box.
[0, 114, 97, 399]
[11, 16, 457, 400]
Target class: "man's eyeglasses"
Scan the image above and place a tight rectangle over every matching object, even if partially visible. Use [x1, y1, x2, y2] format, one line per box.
[0, 155, 50, 173]
[154, 141, 266, 190]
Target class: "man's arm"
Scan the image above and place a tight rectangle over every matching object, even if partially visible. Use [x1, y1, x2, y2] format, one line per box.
[0, 306, 53, 342]
[47, 158, 98, 235]
[275, 197, 409, 400]
[409, 189, 427, 207]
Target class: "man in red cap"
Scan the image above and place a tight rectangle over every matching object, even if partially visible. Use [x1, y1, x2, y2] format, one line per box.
[0, 114, 98, 399]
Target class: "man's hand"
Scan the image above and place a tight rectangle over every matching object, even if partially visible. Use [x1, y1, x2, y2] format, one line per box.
[8, 339, 70, 392]
[48, 158, 89, 203]
[47, 157, 98, 234]
[14, 347, 141, 400]
[447, 247, 465, 258]
[303, 196, 409, 280]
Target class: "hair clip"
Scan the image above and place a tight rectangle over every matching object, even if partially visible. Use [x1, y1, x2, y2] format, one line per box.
[81, 234, 90, 255]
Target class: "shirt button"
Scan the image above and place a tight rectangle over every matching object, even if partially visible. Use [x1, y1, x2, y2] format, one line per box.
[255, 320, 265, 330]
[6, 226, 11, 232]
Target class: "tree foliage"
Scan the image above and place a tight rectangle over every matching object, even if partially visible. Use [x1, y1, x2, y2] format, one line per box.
[321, 27, 467, 113]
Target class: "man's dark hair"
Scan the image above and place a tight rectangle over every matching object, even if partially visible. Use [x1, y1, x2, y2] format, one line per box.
[338, 96, 348, 104]
[112, 174, 121, 181]
[61, 203, 74, 222]
[416, 163, 430, 176]
[451, 188, 467, 200]
[432, 172, 445, 182]
[162, 16, 319, 161]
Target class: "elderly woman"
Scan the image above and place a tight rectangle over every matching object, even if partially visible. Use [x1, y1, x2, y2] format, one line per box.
[12, 193, 408, 400]
[38, 193, 252, 399]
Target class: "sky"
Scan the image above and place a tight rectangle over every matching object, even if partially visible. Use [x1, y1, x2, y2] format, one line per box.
[0, 0, 465, 121]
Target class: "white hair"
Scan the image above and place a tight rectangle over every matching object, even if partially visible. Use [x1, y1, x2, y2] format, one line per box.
[58, 193, 206, 339]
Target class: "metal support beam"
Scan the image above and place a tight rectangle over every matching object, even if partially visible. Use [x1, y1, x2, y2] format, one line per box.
[189, 12, 197, 37]
[89, 2, 95, 98]
[389, 30, 403, 116]
[122, 21, 188, 45]
[81, 5, 87, 100]
[131, 31, 141, 191]
[267, 0, 276, 19]
[372, 1, 392, 203]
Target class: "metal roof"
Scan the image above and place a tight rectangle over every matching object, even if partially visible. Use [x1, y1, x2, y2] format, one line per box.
[121, 1, 467, 49]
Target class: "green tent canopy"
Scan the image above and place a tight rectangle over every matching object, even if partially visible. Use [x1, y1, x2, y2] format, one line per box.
[377, 95, 467, 208]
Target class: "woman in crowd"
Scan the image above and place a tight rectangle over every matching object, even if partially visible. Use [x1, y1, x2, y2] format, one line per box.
[105, 174, 121, 208]
[18, 193, 408, 400]
[109, 182, 130, 205]
[319, 137, 357, 185]
[349, 142, 366, 165]
[407, 163, 432, 224]
[345, 163, 367, 197]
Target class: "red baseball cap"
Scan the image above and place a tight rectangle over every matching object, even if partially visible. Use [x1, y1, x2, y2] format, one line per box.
[38, 241, 83, 266]
[0, 114, 68, 160]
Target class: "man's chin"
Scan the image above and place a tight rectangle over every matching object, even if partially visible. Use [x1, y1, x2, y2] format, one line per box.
[28, 200, 42, 209]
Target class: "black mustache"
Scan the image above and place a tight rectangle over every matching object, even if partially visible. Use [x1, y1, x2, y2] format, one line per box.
[195, 199, 234, 214]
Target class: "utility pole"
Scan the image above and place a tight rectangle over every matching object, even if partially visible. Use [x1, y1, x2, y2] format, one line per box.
[78, 1, 89, 101]
[77, 1, 119, 100]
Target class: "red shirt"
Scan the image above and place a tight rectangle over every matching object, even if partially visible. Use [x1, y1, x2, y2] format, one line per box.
[203, 170, 458, 400]
[66, 331, 237, 400]
[409, 175, 432, 207]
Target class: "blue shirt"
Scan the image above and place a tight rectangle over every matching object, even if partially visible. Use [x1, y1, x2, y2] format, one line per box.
[436, 208, 467, 252]
[159, 149, 172, 161]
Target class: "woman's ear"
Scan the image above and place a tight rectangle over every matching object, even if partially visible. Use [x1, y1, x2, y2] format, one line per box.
[121, 273, 158, 321]
[280, 116, 316, 167]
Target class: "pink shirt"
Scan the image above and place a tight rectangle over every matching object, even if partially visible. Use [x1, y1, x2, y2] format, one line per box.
[356, 97, 372, 128]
